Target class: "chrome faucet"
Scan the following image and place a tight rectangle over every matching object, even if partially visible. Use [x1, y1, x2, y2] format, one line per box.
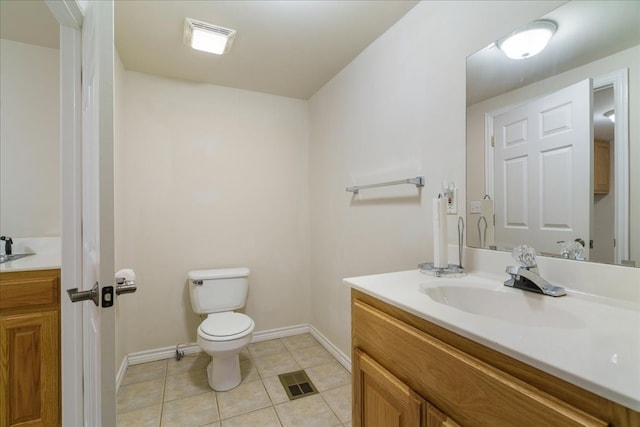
[504, 265, 566, 297]
[0, 236, 13, 255]
[504, 245, 566, 297]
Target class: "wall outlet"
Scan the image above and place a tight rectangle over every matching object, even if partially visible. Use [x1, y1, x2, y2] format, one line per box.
[470, 201, 482, 214]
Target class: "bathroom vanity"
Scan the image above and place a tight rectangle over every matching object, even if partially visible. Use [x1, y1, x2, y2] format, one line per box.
[0, 267, 61, 426]
[346, 271, 640, 427]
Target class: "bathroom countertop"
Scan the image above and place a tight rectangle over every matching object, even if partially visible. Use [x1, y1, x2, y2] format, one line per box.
[344, 270, 640, 411]
[0, 253, 61, 272]
[0, 237, 61, 273]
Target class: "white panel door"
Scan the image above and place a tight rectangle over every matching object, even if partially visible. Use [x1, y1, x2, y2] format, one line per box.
[82, 1, 116, 425]
[493, 79, 592, 257]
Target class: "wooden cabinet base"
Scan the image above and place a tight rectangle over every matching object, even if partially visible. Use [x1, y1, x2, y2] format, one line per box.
[352, 289, 639, 427]
[1, 270, 60, 427]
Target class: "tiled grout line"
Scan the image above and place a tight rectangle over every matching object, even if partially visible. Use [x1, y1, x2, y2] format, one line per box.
[159, 363, 165, 426]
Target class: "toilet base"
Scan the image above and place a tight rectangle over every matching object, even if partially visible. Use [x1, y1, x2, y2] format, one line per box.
[206, 354, 241, 391]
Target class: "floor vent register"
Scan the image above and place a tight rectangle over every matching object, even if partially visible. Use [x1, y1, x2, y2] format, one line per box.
[278, 370, 319, 400]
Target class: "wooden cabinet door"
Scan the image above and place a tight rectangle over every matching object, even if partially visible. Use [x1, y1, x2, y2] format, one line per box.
[594, 139, 610, 194]
[0, 310, 60, 427]
[424, 403, 460, 427]
[353, 348, 424, 427]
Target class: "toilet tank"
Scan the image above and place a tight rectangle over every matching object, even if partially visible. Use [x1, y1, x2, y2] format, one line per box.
[188, 268, 250, 314]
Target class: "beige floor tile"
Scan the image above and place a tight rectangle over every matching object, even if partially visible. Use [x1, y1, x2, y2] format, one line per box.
[290, 345, 335, 368]
[321, 383, 352, 423]
[343, 421, 352, 427]
[160, 391, 219, 427]
[280, 334, 319, 351]
[248, 339, 287, 359]
[262, 375, 290, 405]
[164, 370, 211, 402]
[305, 362, 351, 392]
[253, 352, 302, 379]
[221, 407, 282, 427]
[275, 394, 341, 427]
[240, 358, 260, 383]
[217, 379, 272, 420]
[239, 348, 251, 360]
[122, 360, 168, 386]
[117, 403, 162, 427]
[167, 353, 209, 377]
[117, 377, 165, 413]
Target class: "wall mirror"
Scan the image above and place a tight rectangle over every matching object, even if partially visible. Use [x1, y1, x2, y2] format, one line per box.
[466, 0, 639, 267]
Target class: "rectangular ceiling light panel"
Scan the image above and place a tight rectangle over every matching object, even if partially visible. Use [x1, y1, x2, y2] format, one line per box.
[184, 18, 236, 55]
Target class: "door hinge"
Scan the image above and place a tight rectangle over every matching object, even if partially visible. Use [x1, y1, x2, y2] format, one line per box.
[491, 136, 495, 147]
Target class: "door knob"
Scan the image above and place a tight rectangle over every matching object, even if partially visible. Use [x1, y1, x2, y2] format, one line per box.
[67, 282, 99, 306]
[115, 268, 137, 295]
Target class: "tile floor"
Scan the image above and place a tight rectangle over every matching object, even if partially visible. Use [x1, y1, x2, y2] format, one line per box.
[117, 334, 352, 427]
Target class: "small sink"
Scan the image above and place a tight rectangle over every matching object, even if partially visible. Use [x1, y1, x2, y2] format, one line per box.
[420, 282, 585, 329]
[0, 253, 35, 264]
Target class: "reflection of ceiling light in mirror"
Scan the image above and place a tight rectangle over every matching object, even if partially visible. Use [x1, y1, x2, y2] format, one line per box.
[604, 110, 615, 123]
[184, 18, 236, 55]
[498, 20, 557, 60]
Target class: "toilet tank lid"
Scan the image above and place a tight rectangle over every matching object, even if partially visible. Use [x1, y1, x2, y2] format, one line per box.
[188, 267, 250, 281]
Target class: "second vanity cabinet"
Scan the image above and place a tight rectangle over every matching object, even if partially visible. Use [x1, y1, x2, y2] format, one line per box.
[0, 269, 61, 427]
[352, 289, 640, 426]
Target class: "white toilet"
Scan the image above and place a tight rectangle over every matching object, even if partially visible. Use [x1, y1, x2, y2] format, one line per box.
[188, 267, 255, 391]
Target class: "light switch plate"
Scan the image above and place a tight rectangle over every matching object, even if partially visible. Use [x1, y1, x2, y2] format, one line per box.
[470, 201, 482, 214]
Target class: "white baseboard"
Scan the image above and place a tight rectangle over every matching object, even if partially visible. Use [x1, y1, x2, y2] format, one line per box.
[116, 356, 128, 393]
[122, 323, 351, 379]
[127, 342, 200, 366]
[309, 325, 351, 373]
[251, 323, 311, 342]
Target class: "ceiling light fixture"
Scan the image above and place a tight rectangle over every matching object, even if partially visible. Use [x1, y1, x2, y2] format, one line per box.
[184, 18, 236, 55]
[604, 110, 615, 123]
[497, 20, 557, 60]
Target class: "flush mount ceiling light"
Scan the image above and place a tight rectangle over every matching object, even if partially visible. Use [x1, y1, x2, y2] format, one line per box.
[498, 20, 557, 60]
[604, 110, 615, 123]
[184, 18, 236, 55]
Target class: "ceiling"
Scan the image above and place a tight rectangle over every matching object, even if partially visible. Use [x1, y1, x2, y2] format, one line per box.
[0, 0, 60, 49]
[0, 0, 418, 100]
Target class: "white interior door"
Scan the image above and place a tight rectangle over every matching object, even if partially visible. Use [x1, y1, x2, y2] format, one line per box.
[81, 1, 116, 425]
[492, 79, 592, 257]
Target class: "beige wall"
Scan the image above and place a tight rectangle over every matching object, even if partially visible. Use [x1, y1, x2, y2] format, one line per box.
[0, 39, 59, 237]
[115, 71, 310, 355]
[114, 50, 127, 368]
[467, 45, 640, 263]
[307, 1, 563, 356]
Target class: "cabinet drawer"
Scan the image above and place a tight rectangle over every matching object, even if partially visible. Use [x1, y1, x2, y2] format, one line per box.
[353, 299, 606, 427]
[0, 271, 59, 311]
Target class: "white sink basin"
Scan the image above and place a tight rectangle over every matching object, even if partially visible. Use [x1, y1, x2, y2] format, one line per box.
[419, 281, 585, 329]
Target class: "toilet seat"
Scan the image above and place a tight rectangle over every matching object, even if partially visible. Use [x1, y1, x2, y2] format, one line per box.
[198, 312, 254, 342]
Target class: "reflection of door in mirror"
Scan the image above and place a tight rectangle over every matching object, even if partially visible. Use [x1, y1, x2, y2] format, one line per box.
[487, 80, 591, 258]
[591, 86, 615, 264]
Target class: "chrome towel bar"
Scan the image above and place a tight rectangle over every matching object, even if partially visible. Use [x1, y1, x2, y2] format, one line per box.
[346, 176, 424, 194]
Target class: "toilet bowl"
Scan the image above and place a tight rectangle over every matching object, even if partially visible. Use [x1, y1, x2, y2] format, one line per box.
[188, 268, 254, 391]
[197, 311, 255, 391]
